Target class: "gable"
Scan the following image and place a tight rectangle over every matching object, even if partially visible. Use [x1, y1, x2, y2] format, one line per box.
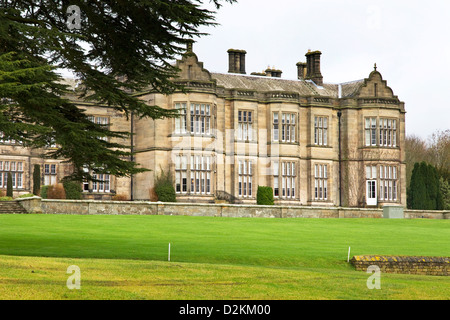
[356, 69, 398, 100]
[174, 52, 212, 82]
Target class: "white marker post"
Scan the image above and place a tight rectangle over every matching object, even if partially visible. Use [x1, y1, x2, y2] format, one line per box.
[168, 243, 171, 262]
[347, 246, 351, 263]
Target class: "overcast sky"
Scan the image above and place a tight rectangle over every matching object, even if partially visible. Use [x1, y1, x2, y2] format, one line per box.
[192, 0, 450, 140]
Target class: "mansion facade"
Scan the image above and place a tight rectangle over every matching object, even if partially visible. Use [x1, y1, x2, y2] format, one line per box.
[1, 46, 406, 208]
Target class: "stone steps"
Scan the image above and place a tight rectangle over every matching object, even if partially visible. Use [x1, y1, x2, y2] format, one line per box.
[0, 201, 28, 214]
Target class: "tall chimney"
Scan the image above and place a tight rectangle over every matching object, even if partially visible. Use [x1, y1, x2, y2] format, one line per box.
[296, 62, 307, 80]
[227, 49, 246, 74]
[305, 50, 323, 86]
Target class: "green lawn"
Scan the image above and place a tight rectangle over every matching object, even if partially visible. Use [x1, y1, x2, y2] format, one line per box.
[0, 214, 449, 299]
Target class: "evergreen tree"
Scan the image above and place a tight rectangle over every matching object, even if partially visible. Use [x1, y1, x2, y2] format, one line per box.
[408, 161, 444, 210]
[0, 1, 235, 181]
[6, 172, 13, 197]
[32, 164, 41, 196]
[439, 177, 450, 210]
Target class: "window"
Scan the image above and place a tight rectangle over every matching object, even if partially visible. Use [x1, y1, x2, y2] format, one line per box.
[238, 111, 253, 141]
[314, 116, 328, 146]
[379, 165, 398, 201]
[273, 161, 279, 197]
[190, 155, 211, 195]
[190, 103, 211, 135]
[314, 164, 328, 200]
[174, 155, 212, 195]
[365, 117, 397, 147]
[365, 165, 377, 205]
[174, 103, 187, 134]
[273, 113, 279, 141]
[273, 161, 296, 199]
[238, 160, 253, 197]
[365, 118, 377, 146]
[44, 164, 57, 186]
[0, 132, 16, 144]
[0, 160, 24, 189]
[92, 173, 110, 193]
[82, 167, 89, 192]
[281, 162, 296, 199]
[175, 155, 188, 193]
[282, 113, 296, 143]
[88, 115, 110, 141]
[379, 118, 397, 147]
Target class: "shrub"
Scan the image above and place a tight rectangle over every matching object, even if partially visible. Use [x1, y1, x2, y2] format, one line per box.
[47, 183, 66, 199]
[33, 164, 41, 196]
[0, 196, 14, 201]
[63, 180, 82, 199]
[257, 186, 274, 205]
[154, 169, 176, 202]
[40, 185, 49, 199]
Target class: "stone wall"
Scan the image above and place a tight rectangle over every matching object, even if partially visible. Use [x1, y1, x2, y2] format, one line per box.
[351, 255, 450, 276]
[15, 197, 450, 219]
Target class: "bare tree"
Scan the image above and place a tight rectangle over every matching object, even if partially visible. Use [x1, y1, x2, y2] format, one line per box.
[428, 129, 450, 179]
[404, 135, 428, 187]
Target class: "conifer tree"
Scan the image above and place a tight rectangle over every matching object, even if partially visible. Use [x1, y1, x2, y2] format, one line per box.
[32, 164, 41, 196]
[408, 161, 444, 210]
[6, 172, 13, 197]
[0, 1, 235, 181]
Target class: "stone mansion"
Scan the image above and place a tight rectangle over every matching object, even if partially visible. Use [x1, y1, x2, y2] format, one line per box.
[0, 45, 406, 208]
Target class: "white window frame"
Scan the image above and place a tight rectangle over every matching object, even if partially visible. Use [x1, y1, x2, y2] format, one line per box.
[0, 161, 24, 189]
[314, 164, 328, 200]
[238, 159, 253, 198]
[379, 165, 398, 202]
[238, 110, 253, 141]
[282, 113, 296, 143]
[314, 116, 328, 146]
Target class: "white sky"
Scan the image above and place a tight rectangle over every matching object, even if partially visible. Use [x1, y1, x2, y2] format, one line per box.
[192, 0, 450, 140]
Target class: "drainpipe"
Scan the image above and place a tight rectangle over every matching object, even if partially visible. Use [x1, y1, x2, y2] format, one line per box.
[337, 110, 342, 207]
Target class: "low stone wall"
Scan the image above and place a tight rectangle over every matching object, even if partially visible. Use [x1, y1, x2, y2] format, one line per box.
[351, 255, 450, 276]
[14, 197, 450, 219]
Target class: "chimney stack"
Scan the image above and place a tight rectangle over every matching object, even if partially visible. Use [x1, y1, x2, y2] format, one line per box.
[296, 62, 307, 80]
[227, 49, 247, 74]
[305, 50, 323, 86]
[265, 67, 282, 78]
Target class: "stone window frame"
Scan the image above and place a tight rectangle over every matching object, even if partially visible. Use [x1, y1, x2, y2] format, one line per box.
[281, 113, 297, 143]
[314, 163, 328, 201]
[237, 159, 253, 198]
[379, 165, 398, 202]
[272, 160, 297, 199]
[378, 118, 397, 148]
[87, 115, 110, 142]
[314, 115, 328, 146]
[174, 154, 213, 196]
[280, 161, 297, 199]
[237, 110, 254, 142]
[364, 117, 398, 148]
[173, 102, 214, 136]
[44, 163, 58, 186]
[82, 167, 112, 194]
[0, 160, 24, 189]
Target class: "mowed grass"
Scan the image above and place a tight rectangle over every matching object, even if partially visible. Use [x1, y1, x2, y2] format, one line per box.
[0, 214, 449, 299]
